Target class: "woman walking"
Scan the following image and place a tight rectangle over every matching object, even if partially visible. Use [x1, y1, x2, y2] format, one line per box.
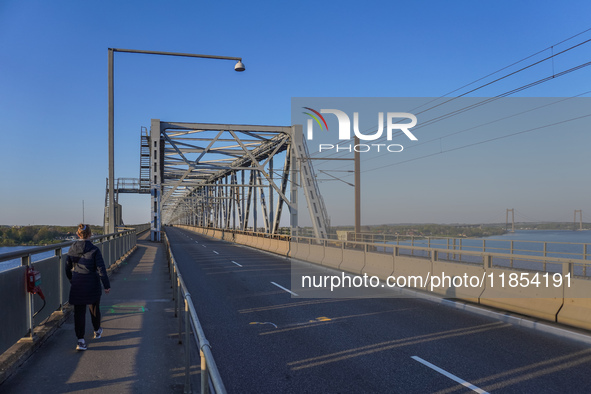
[65, 224, 111, 351]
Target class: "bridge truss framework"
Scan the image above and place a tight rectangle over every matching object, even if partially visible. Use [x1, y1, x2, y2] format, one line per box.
[148, 120, 330, 241]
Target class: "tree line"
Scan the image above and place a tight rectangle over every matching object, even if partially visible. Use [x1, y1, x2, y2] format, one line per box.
[0, 225, 103, 246]
[332, 224, 506, 238]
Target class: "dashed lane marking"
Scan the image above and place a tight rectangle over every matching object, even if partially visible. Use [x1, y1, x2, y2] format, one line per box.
[411, 356, 488, 394]
[271, 281, 299, 297]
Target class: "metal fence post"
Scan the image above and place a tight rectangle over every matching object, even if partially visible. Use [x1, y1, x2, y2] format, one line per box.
[184, 297, 192, 394]
[201, 347, 210, 394]
[55, 247, 64, 309]
[172, 268, 177, 309]
[22, 255, 34, 340]
[178, 276, 182, 342]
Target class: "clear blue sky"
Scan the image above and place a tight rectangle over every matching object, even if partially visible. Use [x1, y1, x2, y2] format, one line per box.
[1, 0, 590, 226]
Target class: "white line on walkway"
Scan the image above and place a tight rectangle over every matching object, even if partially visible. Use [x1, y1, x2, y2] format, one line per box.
[213, 251, 219, 255]
[411, 356, 488, 394]
[202, 245, 206, 247]
[231, 261, 242, 267]
[271, 282, 299, 297]
[195, 241, 199, 244]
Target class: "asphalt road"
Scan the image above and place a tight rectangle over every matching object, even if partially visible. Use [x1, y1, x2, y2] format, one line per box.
[167, 227, 591, 394]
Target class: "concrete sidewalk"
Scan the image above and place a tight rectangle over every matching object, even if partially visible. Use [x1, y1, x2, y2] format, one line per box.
[0, 233, 194, 393]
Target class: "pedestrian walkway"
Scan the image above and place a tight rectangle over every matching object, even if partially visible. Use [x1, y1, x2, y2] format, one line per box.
[0, 232, 194, 393]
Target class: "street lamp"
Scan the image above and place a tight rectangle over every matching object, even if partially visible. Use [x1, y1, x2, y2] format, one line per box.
[106, 48, 245, 235]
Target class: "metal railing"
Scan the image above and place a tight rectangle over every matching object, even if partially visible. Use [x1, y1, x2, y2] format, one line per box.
[163, 231, 226, 394]
[290, 235, 591, 278]
[0, 225, 149, 357]
[296, 232, 591, 261]
[173, 225, 591, 261]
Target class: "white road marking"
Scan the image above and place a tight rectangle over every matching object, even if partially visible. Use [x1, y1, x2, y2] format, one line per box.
[213, 251, 219, 255]
[271, 282, 299, 297]
[250, 321, 278, 328]
[231, 261, 242, 267]
[411, 356, 488, 394]
[195, 241, 199, 244]
[202, 245, 206, 248]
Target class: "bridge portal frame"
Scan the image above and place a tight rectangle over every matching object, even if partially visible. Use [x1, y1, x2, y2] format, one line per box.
[149, 120, 330, 241]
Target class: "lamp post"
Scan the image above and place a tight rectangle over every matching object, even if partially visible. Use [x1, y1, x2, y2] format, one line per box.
[107, 48, 245, 235]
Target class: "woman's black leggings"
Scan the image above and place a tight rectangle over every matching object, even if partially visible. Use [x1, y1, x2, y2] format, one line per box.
[74, 301, 101, 339]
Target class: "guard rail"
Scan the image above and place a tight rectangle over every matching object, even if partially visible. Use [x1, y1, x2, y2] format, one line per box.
[163, 230, 226, 394]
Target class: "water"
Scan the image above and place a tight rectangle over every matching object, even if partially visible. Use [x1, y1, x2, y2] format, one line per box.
[411, 230, 591, 258]
[486, 230, 591, 243]
[0, 245, 70, 273]
[388, 230, 591, 276]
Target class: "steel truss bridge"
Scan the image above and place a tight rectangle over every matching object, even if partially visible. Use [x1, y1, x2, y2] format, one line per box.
[106, 120, 330, 241]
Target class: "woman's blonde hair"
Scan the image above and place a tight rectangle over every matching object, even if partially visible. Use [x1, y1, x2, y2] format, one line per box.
[77, 223, 92, 239]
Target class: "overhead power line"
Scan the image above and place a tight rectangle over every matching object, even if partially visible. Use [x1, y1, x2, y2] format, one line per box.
[359, 113, 591, 174]
[310, 28, 591, 163]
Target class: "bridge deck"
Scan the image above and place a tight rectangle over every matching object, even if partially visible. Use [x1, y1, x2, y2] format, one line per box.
[4, 228, 591, 392]
[165, 227, 591, 393]
[1, 232, 192, 393]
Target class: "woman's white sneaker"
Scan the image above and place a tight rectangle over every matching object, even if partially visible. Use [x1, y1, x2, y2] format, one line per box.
[76, 339, 87, 351]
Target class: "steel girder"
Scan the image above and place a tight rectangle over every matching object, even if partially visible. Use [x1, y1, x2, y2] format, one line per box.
[149, 120, 330, 240]
[151, 120, 292, 236]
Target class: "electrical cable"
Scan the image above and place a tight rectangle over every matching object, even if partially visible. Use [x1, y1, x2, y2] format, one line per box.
[329, 61, 591, 178]
[304, 29, 591, 190]
[359, 112, 591, 174]
[360, 89, 591, 166]
[309, 28, 591, 162]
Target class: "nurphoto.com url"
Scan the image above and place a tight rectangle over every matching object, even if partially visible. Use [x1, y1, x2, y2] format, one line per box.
[300, 271, 572, 292]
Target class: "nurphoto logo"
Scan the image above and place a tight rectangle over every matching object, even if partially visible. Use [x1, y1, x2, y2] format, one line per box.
[303, 107, 418, 153]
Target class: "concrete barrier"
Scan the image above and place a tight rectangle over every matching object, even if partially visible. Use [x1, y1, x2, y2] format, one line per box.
[274, 239, 290, 257]
[479, 267, 563, 321]
[557, 276, 591, 330]
[267, 239, 281, 254]
[252, 235, 264, 250]
[293, 241, 311, 262]
[236, 233, 252, 247]
[308, 244, 325, 265]
[245, 234, 257, 247]
[222, 231, 234, 242]
[269, 237, 278, 252]
[321, 245, 343, 270]
[288, 240, 298, 259]
[430, 260, 485, 302]
[260, 237, 272, 252]
[340, 249, 365, 275]
[392, 255, 432, 291]
[363, 252, 395, 280]
[235, 233, 249, 246]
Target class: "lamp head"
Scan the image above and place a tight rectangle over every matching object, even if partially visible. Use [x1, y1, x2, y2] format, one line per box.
[234, 60, 245, 72]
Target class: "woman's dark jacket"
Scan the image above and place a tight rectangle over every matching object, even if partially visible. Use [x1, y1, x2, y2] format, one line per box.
[65, 240, 110, 305]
